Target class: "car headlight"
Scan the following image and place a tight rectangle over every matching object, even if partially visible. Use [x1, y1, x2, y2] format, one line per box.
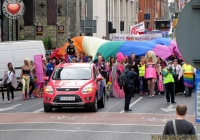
[45, 86, 54, 94]
[82, 84, 93, 94]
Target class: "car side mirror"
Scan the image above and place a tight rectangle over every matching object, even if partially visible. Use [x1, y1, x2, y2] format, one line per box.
[96, 76, 103, 81]
[43, 77, 49, 81]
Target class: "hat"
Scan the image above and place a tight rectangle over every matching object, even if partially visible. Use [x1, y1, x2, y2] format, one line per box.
[116, 52, 124, 61]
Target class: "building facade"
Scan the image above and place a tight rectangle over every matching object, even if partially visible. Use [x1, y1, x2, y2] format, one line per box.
[19, 0, 81, 48]
[1, 0, 138, 44]
[138, 0, 169, 29]
[109, 0, 138, 36]
[0, 0, 81, 48]
[80, 0, 138, 39]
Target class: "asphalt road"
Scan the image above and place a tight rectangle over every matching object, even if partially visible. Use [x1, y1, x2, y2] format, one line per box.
[0, 91, 199, 140]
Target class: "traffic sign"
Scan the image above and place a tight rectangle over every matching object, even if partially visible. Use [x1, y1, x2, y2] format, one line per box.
[176, 0, 200, 123]
[176, 0, 200, 69]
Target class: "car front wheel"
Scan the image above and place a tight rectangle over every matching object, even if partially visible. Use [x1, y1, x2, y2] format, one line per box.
[90, 96, 98, 112]
[44, 104, 52, 112]
[98, 90, 105, 108]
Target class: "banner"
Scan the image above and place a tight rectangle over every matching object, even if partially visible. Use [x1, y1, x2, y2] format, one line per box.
[112, 34, 162, 41]
[144, 30, 169, 38]
[130, 22, 145, 34]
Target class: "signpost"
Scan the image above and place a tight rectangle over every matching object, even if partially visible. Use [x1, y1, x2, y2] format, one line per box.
[176, 0, 200, 123]
[36, 26, 43, 36]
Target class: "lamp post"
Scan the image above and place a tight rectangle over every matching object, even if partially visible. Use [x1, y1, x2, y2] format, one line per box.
[106, 0, 109, 40]
[160, 0, 161, 19]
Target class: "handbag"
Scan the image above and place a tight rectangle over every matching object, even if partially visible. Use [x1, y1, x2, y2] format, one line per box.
[3, 71, 12, 86]
[157, 75, 164, 92]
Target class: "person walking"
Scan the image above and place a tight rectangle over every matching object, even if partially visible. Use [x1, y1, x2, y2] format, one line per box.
[145, 51, 159, 97]
[108, 57, 116, 97]
[20, 58, 31, 100]
[182, 61, 196, 97]
[1, 63, 17, 103]
[128, 53, 139, 93]
[124, 64, 137, 111]
[95, 56, 109, 97]
[162, 65, 176, 104]
[172, 59, 183, 96]
[138, 56, 146, 96]
[28, 61, 35, 98]
[111, 52, 126, 98]
[163, 105, 196, 135]
[46, 59, 55, 80]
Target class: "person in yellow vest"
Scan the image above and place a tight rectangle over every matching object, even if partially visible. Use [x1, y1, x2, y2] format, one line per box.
[182, 61, 196, 97]
[162, 66, 176, 104]
[138, 56, 146, 96]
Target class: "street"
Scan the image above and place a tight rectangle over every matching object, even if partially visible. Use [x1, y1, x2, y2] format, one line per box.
[0, 92, 199, 140]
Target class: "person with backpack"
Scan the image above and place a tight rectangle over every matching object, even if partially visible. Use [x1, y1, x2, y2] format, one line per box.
[111, 52, 126, 98]
[123, 64, 138, 111]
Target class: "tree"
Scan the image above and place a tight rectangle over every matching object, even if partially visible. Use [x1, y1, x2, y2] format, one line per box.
[42, 37, 52, 50]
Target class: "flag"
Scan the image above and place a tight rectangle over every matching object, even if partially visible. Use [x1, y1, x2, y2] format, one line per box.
[130, 28, 139, 35]
[47, 0, 57, 25]
[23, 0, 34, 26]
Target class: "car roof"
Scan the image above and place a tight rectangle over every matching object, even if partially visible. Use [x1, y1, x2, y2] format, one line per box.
[57, 63, 94, 68]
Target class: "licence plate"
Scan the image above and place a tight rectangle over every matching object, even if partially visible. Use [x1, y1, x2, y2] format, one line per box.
[60, 97, 75, 101]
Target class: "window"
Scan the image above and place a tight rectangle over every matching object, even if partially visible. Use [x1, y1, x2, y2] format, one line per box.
[93, 20, 96, 33]
[58, 4, 62, 16]
[52, 67, 92, 80]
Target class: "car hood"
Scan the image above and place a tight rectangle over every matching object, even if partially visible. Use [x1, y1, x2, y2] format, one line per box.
[52, 80, 90, 88]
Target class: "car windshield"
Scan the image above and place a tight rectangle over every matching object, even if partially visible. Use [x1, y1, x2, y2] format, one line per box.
[52, 67, 92, 80]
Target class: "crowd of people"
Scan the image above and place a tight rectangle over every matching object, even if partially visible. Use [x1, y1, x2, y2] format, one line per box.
[47, 41, 196, 109]
[0, 39, 196, 108]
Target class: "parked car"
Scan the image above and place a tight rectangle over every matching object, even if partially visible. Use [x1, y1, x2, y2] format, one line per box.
[43, 63, 105, 112]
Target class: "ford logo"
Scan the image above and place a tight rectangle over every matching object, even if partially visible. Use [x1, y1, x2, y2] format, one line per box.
[65, 89, 70, 91]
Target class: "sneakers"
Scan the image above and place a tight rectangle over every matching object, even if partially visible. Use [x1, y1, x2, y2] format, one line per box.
[29, 95, 35, 99]
[124, 109, 132, 111]
[8, 100, 10, 104]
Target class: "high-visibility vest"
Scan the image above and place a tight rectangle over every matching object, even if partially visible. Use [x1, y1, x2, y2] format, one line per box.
[138, 63, 145, 77]
[163, 69, 174, 84]
[182, 64, 193, 74]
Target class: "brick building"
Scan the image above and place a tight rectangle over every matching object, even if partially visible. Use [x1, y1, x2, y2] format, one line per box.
[138, 0, 169, 29]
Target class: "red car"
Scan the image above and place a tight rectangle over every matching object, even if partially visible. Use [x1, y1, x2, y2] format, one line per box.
[43, 63, 105, 112]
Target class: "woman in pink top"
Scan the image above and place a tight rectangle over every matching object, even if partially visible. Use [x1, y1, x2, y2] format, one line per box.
[111, 52, 126, 98]
[145, 51, 160, 97]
